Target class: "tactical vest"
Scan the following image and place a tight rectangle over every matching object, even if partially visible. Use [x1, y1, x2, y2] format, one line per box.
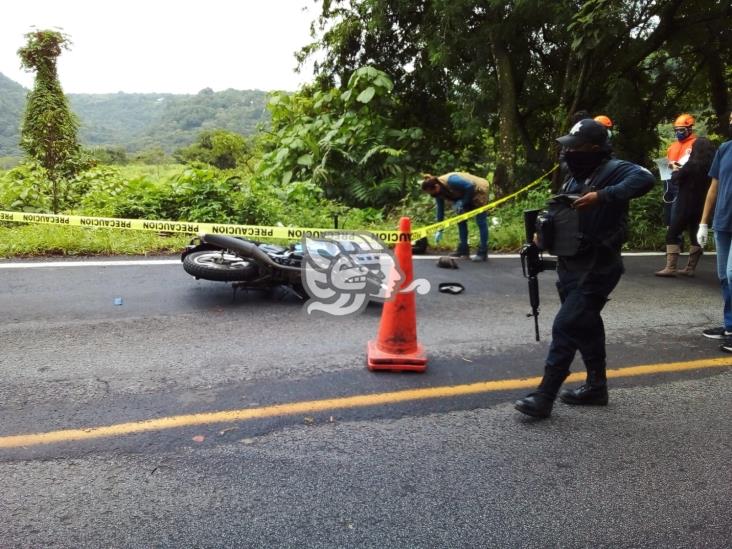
[536, 160, 627, 258]
[535, 194, 583, 257]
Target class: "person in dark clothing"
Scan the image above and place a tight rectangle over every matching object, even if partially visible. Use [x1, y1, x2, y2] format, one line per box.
[663, 114, 698, 228]
[515, 119, 655, 419]
[655, 137, 717, 277]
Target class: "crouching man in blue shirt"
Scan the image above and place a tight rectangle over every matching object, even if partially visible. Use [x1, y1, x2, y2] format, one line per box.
[421, 172, 490, 261]
[515, 119, 655, 419]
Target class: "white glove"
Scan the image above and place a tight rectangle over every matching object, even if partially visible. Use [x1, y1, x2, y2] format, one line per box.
[697, 224, 708, 248]
[434, 229, 444, 244]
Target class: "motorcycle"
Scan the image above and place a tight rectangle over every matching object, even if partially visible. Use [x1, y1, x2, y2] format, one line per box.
[181, 234, 305, 296]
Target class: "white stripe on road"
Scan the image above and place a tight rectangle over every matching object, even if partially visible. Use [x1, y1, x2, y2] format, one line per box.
[0, 252, 698, 269]
[0, 259, 182, 269]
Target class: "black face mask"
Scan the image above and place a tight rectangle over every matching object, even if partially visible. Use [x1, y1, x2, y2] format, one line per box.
[728, 124, 732, 138]
[564, 150, 607, 180]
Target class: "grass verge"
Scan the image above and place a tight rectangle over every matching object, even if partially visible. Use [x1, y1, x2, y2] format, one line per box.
[0, 224, 190, 258]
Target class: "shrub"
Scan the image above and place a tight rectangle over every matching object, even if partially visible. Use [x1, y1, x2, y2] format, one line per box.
[175, 130, 252, 170]
[0, 163, 53, 212]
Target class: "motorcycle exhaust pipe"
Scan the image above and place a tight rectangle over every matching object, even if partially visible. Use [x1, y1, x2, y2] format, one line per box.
[200, 234, 301, 272]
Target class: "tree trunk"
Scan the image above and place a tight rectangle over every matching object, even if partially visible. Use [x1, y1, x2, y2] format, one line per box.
[567, 55, 590, 123]
[551, 54, 577, 191]
[489, 31, 519, 196]
[51, 176, 59, 214]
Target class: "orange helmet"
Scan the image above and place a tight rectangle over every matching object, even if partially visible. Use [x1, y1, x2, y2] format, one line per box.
[673, 114, 695, 128]
[594, 115, 613, 128]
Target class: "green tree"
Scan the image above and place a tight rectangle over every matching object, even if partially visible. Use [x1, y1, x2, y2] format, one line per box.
[175, 129, 253, 170]
[132, 146, 169, 165]
[300, 1, 732, 193]
[18, 29, 81, 213]
[86, 146, 128, 165]
[256, 66, 424, 209]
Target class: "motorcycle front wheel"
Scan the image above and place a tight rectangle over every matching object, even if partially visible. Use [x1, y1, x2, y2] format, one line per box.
[182, 250, 259, 282]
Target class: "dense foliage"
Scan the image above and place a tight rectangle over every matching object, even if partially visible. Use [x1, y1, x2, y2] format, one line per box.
[300, 0, 731, 192]
[0, 159, 670, 253]
[175, 129, 254, 170]
[257, 66, 427, 209]
[0, 162, 384, 234]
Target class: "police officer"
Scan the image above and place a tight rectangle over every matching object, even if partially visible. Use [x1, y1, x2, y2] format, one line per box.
[515, 119, 655, 419]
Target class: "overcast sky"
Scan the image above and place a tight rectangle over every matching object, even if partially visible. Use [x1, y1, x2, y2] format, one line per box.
[0, 0, 319, 94]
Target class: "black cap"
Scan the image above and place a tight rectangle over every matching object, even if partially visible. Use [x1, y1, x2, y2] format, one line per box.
[557, 119, 609, 148]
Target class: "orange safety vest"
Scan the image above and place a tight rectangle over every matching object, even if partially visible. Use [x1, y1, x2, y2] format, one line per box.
[667, 134, 697, 166]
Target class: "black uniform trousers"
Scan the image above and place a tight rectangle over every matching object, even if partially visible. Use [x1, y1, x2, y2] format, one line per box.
[545, 261, 623, 376]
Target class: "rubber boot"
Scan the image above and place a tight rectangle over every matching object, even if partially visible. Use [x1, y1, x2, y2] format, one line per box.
[411, 237, 428, 255]
[654, 244, 680, 277]
[515, 367, 569, 419]
[559, 368, 608, 405]
[449, 243, 470, 259]
[678, 245, 703, 277]
[471, 247, 488, 262]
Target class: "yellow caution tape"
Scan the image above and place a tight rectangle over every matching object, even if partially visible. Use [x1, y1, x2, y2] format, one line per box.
[0, 166, 555, 243]
[0, 211, 412, 243]
[413, 165, 557, 238]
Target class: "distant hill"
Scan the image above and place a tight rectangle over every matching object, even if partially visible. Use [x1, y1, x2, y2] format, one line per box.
[0, 73, 27, 156]
[0, 73, 272, 157]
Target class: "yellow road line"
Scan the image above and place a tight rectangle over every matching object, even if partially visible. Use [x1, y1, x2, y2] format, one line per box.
[0, 357, 729, 449]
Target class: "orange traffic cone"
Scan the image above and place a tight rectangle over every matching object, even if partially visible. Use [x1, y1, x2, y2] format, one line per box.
[367, 217, 428, 372]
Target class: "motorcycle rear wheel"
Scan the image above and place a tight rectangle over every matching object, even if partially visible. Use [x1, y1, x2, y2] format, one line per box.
[183, 250, 259, 282]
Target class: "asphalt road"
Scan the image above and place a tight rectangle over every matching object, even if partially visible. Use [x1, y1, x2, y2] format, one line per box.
[0, 253, 730, 548]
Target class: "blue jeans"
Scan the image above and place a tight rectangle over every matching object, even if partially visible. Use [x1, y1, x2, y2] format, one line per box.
[545, 263, 623, 376]
[714, 230, 732, 331]
[457, 211, 488, 252]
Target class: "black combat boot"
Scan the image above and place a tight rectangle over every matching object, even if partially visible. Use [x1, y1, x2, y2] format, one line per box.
[515, 368, 569, 419]
[559, 368, 608, 406]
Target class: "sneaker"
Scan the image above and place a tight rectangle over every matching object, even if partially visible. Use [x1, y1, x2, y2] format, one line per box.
[471, 250, 488, 262]
[702, 327, 732, 339]
[720, 338, 732, 353]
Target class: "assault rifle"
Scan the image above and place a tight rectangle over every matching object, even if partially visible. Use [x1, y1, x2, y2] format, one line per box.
[519, 209, 556, 341]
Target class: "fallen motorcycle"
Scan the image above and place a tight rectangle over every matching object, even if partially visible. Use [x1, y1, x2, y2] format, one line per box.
[181, 234, 305, 295]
